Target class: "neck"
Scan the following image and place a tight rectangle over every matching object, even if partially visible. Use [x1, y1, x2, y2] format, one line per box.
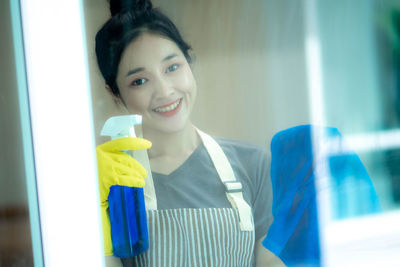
[144, 122, 200, 159]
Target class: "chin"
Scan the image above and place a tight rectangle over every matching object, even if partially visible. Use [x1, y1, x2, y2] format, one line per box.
[151, 109, 192, 133]
[159, 121, 189, 134]
[143, 117, 190, 135]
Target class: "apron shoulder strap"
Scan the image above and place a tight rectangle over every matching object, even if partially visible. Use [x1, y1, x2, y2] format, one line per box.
[197, 129, 254, 231]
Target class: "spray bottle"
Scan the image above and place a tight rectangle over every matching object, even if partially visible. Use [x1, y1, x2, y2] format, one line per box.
[100, 114, 150, 257]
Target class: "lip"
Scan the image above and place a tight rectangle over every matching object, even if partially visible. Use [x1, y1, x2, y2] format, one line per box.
[152, 98, 183, 117]
[153, 98, 181, 110]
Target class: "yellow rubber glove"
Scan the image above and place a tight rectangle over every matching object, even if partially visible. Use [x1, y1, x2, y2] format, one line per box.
[96, 137, 152, 256]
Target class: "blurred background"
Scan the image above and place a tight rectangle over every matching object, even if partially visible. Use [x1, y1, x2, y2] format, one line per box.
[83, 0, 400, 211]
[1, 0, 399, 265]
[0, 0, 33, 265]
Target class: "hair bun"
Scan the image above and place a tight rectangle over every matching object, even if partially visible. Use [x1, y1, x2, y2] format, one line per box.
[109, 0, 152, 17]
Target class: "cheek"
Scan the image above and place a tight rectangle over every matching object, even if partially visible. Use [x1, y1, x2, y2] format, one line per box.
[178, 68, 197, 93]
[122, 90, 151, 113]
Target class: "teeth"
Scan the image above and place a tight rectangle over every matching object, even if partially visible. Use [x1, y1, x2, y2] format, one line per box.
[154, 99, 181, 113]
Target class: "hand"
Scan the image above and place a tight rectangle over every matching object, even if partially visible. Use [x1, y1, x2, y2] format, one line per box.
[96, 137, 152, 255]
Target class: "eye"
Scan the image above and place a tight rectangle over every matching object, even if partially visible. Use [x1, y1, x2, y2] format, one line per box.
[131, 78, 147, 87]
[166, 64, 179, 73]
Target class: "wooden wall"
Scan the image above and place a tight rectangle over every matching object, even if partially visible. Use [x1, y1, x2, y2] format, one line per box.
[84, 0, 311, 148]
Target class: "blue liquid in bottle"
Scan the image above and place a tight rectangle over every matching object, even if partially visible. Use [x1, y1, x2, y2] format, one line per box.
[108, 185, 149, 258]
[100, 114, 150, 258]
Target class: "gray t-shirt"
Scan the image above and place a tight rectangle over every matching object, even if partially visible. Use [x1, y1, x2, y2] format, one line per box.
[152, 137, 273, 242]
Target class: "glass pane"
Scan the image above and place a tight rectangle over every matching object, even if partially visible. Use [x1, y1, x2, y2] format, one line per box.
[83, 0, 400, 266]
[314, 1, 400, 264]
[317, 0, 400, 213]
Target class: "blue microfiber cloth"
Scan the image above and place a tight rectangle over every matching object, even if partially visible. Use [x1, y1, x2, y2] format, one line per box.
[262, 125, 381, 267]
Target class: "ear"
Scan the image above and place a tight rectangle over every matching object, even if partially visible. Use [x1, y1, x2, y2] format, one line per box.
[105, 84, 120, 101]
[105, 84, 127, 107]
[105, 84, 114, 96]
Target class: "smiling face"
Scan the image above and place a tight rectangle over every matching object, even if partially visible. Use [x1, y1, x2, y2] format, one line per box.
[115, 33, 197, 134]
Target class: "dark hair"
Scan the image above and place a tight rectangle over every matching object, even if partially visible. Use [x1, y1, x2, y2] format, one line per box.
[95, 0, 192, 97]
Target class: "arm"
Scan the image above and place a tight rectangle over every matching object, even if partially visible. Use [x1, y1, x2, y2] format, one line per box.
[255, 235, 286, 267]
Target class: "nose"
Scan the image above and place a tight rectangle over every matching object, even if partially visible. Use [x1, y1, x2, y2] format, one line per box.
[153, 75, 174, 98]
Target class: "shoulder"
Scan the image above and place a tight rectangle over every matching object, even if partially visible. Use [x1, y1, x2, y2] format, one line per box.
[213, 137, 269, 168]
[214, 137, 267, 157]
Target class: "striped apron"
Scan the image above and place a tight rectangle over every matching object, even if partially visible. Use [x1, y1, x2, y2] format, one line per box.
[122, 130, 255, 267]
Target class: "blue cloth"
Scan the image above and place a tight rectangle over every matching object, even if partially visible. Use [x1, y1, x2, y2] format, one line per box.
[262, 125, 381, 267]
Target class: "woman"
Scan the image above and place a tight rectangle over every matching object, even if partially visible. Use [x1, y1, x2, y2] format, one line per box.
[95, 0, 284, 266]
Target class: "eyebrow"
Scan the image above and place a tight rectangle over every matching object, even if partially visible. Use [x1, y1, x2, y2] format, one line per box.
[162, 53, 178, 62]
[125, 53, 178, 77]
[126, 67, 145, 77]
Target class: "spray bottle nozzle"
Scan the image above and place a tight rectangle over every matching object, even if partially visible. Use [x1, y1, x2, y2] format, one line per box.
[100, 115, 142, 139]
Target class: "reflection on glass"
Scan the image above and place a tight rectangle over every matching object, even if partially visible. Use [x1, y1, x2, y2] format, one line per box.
[315, 0, 400, 213]
[375, 0, 400, 210]
[307, 0, 400, 266]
